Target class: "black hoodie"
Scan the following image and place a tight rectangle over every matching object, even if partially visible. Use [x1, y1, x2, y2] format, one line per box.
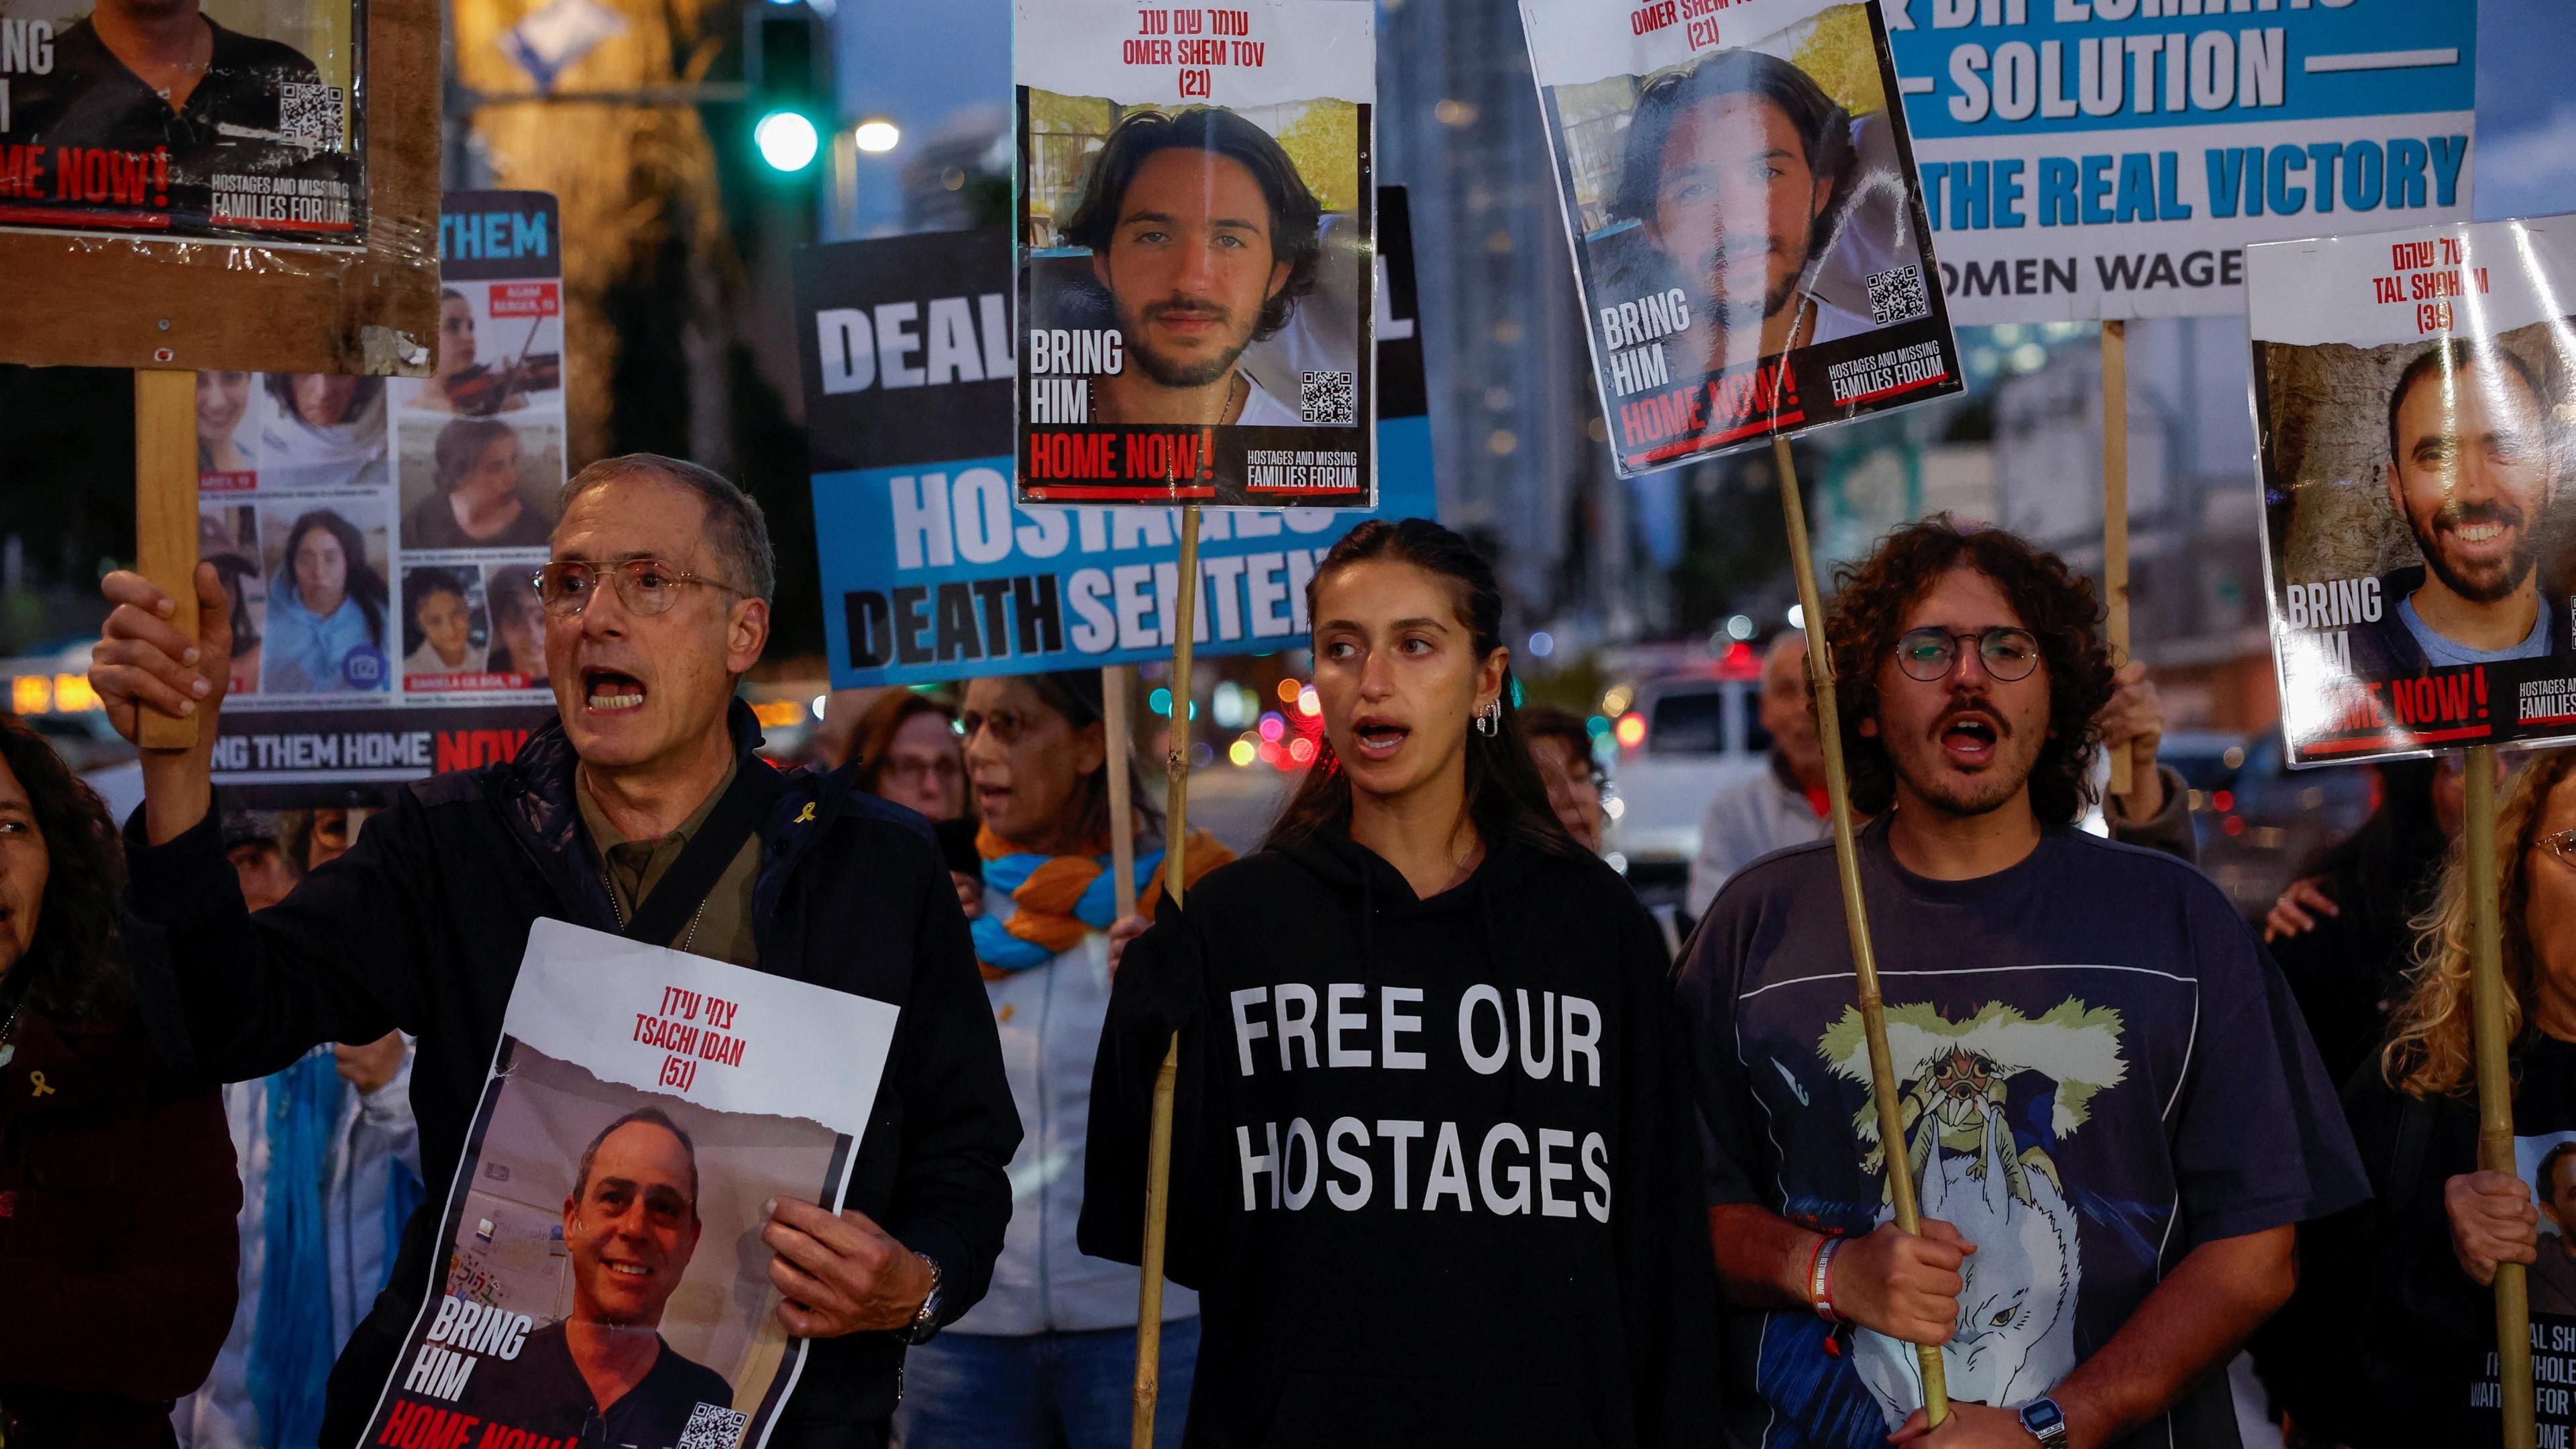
[1081, 826, 1721, 1448]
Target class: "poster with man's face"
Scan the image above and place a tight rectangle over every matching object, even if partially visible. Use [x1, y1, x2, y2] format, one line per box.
[1521, 0, 1961, 475]
[360, 922, 902, 1449]
[0, 0, 366, 244]
[2249, 217, 2576, 766]
[1012, 0, 1374, 508]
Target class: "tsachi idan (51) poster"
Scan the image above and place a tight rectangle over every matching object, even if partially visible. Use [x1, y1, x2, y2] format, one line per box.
[1520, 0, 1962, 474]
[2249, 215, 2576, 766]
[1013, 0, 1375, 507]
[360, 920, 902, 1449]
[0, 0, 366, 243]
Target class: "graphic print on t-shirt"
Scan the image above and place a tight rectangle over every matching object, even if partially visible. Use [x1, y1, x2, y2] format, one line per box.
[1737, 969, 2182, 1445]
[1825, 1000, 2127, 1423]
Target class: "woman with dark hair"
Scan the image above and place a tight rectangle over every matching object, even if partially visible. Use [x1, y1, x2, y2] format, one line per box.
[262, 509, 390, 694]
[1519, 702, 1607, 853]
[401, 567, 486, 678]
[845, 688, 967, 822]
[259, 374, 388, 489]
[898, 669, 1230, 1449]
[484, 568, 548, 686]
[401, 419, 552, 549]
[2261, 749, 2576, 1447]
[1080, 519, 1719, 1447]
[0, 716, 241, 1446]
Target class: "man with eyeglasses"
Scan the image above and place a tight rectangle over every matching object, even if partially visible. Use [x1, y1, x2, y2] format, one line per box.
[1676, 517, 2363, 1449]
[87, 453, 1019, 1449]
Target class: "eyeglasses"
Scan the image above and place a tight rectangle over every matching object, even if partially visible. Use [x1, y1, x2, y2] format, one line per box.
[885, 755, 963, 785]
[2544, 828, 2576, 870]
[532, 559, 748, 618]
[1894, 627, 2043, 684]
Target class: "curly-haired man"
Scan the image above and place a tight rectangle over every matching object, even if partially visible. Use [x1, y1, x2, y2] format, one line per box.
[1677, 518, 2365, 1449]
[1059, 107, 1324, 427]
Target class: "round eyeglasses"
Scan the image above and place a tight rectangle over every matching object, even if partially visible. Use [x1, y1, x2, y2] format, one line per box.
[1894, 627, 2043, 684]
[533, 559, 749, 618]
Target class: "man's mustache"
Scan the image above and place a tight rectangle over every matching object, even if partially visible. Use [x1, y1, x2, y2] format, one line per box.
[1142, 296, 1236, 326]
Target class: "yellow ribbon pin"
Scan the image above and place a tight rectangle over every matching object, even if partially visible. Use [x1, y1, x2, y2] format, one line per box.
[795, 802, 816, 824]
[29, 1071, 54, 1098]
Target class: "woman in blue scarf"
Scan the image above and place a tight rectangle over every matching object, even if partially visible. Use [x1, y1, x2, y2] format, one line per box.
[261, 511, 390, 696]
[895, 669, 1228, 1449]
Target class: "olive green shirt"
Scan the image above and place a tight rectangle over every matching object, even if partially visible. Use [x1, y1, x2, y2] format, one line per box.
[574, 757, 761, 968]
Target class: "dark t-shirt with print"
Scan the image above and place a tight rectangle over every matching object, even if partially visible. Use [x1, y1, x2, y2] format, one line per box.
[1678, 820, 2367, 1449]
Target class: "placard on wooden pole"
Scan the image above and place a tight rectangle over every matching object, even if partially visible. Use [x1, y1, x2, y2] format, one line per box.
[1773, 435, 1950, 1426]
[1131, 504, 1204, 1449]
[2101, 319, 2133, 798]
[0, 0, 441, 743]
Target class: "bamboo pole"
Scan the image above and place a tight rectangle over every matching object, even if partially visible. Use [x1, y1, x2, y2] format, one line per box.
[2101, 319, 2133, 798]
[1131, 504, 1203, 1449]
[135, 369, 203, 750]
[1772, 435, 1949, 1425]
[1106, 664, 1139, 922]
[2466, 744, 2534, 1449]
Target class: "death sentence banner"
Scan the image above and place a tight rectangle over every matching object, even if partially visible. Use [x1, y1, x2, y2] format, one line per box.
[791, 189, 1434, 688]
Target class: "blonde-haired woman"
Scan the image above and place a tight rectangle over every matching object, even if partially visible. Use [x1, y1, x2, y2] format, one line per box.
[2262, 748, 2576, 1447]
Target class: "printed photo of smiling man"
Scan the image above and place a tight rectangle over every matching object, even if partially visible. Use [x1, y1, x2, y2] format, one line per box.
[1060, 106, 1326, 429]
[2351, 337, 2573, 672]
[453, 1105, 737, 1446]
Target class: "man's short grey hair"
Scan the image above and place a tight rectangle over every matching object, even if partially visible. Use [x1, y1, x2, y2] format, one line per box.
[559, 453, 777, 603]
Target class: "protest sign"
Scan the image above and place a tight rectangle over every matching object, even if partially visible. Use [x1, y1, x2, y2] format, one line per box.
[1886, 0, 2477, 324]
[1011, 0, 1375, 507]
[207, 189, 563, 803]
[2249, 215, 2576, 767]
[794, 189, 1433, 690]
[357, 919, 902, 1449]
[0, 0, 366, 244]
[1522, 0, 1963, 476]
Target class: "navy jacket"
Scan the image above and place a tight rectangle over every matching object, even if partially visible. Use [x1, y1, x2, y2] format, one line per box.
[117, 702, 1019, 1440]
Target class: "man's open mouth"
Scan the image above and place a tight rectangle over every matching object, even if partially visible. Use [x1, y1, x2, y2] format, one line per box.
[1937, 711, 2002, 767]
[584, 668, 647, 714]
[606, 1261, 653, 1278]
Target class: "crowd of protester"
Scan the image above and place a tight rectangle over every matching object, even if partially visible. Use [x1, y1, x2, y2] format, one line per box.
[9, 449, 2564, 1448]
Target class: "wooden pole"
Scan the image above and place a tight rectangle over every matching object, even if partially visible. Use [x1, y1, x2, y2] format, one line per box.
[2101, 320, 2134, 798]
[1131, 504, 1203, 1449]
[135, 369, 203, 751]
[1105, 664, 1139, 923]
[2466, 744, 2535, 1449]
[1772, 435, 1949, 1426]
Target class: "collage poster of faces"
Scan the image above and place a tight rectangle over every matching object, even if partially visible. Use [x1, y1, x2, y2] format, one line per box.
[1521, 0, 1962, 476]
[2249, 216, 2576, 766]
[198, 191, 564, 715]
[360, 921, 902, 1449]
[0, 0, 367, 243]
[1012, 0, 1376, 508]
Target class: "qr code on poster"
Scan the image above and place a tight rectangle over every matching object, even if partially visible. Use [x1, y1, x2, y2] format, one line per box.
[679, 1401, 748, 1449]
[278, 83, 344, 148]
[1299, 370, 1356, 426]
[1866, 265, 1929, 326]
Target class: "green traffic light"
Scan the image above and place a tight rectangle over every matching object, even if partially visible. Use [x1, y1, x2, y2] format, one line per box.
[755, 110, 820, 172]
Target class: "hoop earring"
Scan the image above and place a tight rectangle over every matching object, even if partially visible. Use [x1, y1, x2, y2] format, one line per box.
[1474, 698, 1500, 737]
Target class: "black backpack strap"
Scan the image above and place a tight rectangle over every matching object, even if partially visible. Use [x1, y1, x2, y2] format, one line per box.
[622, 760, 790, 946]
